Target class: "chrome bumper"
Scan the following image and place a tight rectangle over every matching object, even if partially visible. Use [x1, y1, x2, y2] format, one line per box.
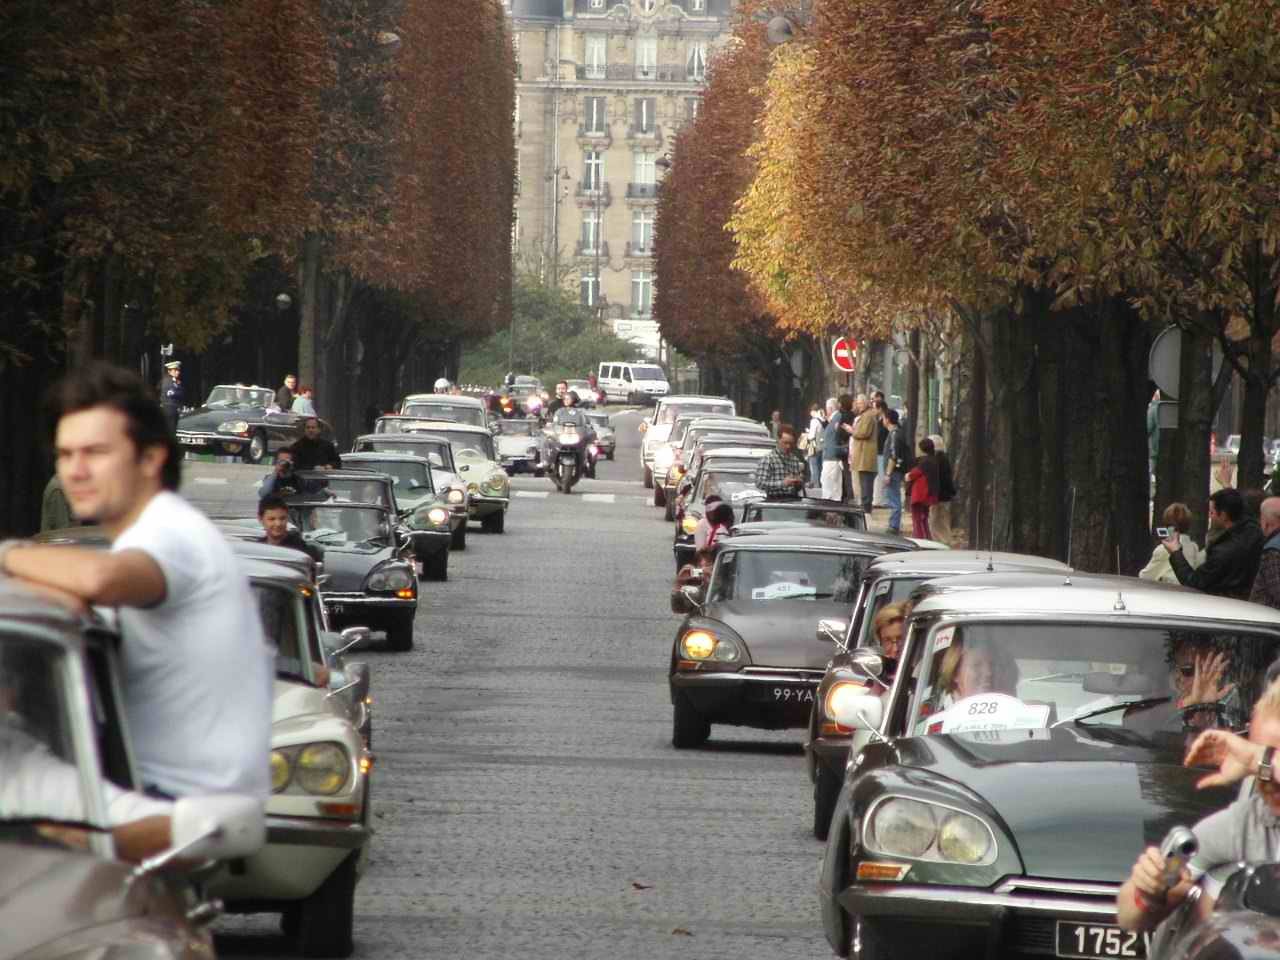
[839, 877, 1122, 922]
[323, 593, 416, 613]
[265, 814, 368, 851]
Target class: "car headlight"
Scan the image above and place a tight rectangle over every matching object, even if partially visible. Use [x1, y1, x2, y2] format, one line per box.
[655, 447, 675, 467]
[366, 564, 414, 592]
[446, 488, 465, 504]
[295, 742, 351, 796]
[425, 507, 450, 526]
[218, 420, 250, 434]
[681, 516, 698, 535]
[678, 628, 741, 663]
[270, 750, 292, 792]
[824, 680, 872, 723]
[481, 474, 507, 494]
[467, 481, 479, 493]
[865, 797, 996, 865]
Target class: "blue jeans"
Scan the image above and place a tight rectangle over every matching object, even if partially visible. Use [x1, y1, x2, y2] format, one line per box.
[808, 453, 823, 486]
[884, 471, 903, 533]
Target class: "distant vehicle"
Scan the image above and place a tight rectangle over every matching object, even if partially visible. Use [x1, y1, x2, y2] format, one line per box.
[586, 411, 615, 459]
[350, 433, 470, 549]
[597, 361, 670, 405]
[565, 379, 600, 407]
[396, 393, 489, 427]
[494, 418, 545, 475]
[639, 395, 737, 489]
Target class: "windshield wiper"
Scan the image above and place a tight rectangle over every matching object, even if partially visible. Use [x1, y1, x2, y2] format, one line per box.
[1058, 696, 1171, 727]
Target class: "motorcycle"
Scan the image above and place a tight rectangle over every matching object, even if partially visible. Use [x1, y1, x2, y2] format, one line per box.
[546, 422, 594, 493]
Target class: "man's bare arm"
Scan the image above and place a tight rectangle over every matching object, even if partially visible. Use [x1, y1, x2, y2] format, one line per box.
[3, 546, 166, 607]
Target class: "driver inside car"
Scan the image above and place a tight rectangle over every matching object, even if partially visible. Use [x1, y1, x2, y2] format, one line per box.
[935, 636, 1019, 709]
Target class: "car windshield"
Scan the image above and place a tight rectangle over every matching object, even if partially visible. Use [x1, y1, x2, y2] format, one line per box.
[343, 460, 432, 494]
[305, 476, 393, 511]
[0, 636, 87, 825]
[709, 549, 866, 603]
[360, 439, 452, 470]
[435, 430, 496, 461]
[906, 621, 1280, 737]
[496, 420, 537, 437]
[296, 506, 390, 547]
[206, 386, 272, 408]
[696, 470, 762, 506]
[251, 582, 306, 682]
[632, 365, 666, 381]
[401, 403, 485, 427]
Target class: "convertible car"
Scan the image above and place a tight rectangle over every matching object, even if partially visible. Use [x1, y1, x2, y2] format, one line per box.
[668, 531, 897, 748]
[818, 572, 1280, 960]
[176, 384, 333, 463]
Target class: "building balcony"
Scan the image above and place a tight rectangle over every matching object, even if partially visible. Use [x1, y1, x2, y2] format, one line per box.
[575, 64, 634, 82]
[625, 182, 659, 202]
[654, 63, 705, 83]
[575, 240, 609, 259]
[576, 123, 612, 147]
[625, 241, 654, 259]
[575, 182, 613, 207]
[626, 123, 663, 146]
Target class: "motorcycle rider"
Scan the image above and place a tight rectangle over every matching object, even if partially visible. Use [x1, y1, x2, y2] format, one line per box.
[544, 381, 569, 421]
[434, 377, 451, 394]
[547, 390, 598, 480]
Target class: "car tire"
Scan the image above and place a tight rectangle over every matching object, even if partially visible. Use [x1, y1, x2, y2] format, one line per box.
[653, 483, 666, 508]
[450, 525, 467, 551]
[672, 693, 710, 748]
[424, 551, 448, 581]
[813, 764, 841, 841]
[296, 850, 358, 958]
[481, 510, 506, 533]
[663, 496, 675, 523]
[243, 429, 268, 464]
[386, 613, 415, 652]
[643, 465, 653, 489]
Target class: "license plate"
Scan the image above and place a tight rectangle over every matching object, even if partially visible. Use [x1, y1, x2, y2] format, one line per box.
[769, 685, 814, 704]
[559, 454, 576, 464]
[1056, 923, 1148, 959]
[329, 603, 345, 615]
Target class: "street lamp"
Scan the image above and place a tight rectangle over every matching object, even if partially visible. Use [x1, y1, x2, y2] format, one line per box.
[548, 166, 571, 284]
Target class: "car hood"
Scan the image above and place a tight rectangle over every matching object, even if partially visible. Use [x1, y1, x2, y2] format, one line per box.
[314, 543, 393, 591]
[892, 726, 1236, 881]
[704, 599, 849, 669]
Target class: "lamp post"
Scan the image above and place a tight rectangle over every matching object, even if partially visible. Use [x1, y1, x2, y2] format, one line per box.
[548, 166, 571, 284]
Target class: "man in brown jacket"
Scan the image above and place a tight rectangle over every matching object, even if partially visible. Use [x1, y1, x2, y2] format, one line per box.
[850, 394, 880, 514]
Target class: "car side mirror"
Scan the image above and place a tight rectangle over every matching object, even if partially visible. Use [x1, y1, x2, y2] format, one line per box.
[830, 692, 884, 733]
[334, 625, 372, 656]
[679, 584, 704, 612]
[817, 618, 849, 649]
[133, 794, 265, 879]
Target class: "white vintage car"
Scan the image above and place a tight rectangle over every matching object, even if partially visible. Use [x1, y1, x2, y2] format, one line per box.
[400, 419, 511, 534]
[208, 560, 373, 959]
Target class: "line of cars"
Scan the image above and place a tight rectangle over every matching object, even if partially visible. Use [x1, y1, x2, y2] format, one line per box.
[652, 437, 1280, 959]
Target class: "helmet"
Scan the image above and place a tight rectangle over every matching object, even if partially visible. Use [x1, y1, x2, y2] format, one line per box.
[433, 377, 451, 393]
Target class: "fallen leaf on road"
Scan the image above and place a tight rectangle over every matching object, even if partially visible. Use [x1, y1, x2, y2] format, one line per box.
[671, 928, 693, 937]
[631, 881, 653, 890]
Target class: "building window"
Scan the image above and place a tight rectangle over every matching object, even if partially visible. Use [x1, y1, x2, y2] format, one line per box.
[590, 0, 605, 8]
[634, 150, 656, 185]
[581, 270, 600, 307]
[685, 97, 701, 121]
[640, 0, 656, 12]
[636, 36, 657, 79]
[634, 97, 656, 134]
[584, 150, 604, 190]
[632, 270, 654, 315]
[632, 209, 654, 252]
[584, 96, 607, 133]
[689, 0, 704, 10]
[512, 209, 520, 246]
[581, 209, 601, 253]
[687, 42, 707, 82]
[585, 35, 607, 79]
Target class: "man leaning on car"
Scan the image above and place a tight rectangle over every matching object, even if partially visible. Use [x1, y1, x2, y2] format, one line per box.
[0, 362, 272, 802]
[1118, 678, 1280, 932]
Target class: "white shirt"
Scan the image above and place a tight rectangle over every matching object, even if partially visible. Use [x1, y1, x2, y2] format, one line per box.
[113, 491, 272, 798]
[0, 728, 170, 826]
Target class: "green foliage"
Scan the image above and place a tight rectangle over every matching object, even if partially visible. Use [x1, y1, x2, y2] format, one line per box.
[459, 274, 641, 387]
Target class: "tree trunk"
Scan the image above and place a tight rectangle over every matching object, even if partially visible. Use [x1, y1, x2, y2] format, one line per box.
[297, 232, 321, 388]
[1238, 278, 1276, 493]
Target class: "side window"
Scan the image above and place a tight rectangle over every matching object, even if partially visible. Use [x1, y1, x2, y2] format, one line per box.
[623, 367, 633, 382]
[608, 364, 619, 379]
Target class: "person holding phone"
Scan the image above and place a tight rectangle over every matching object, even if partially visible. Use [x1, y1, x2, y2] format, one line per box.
[1140, 502, 1203, 583]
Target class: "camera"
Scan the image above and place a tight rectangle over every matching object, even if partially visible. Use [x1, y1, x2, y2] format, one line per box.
[1155, 527, 1171, 538]
[1160, 825, 1198, 887]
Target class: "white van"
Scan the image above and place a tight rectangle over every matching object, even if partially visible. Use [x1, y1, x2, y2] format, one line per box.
[597, 361, 670, 405]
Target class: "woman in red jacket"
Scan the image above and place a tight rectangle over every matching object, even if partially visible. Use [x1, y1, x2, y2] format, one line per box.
[904, 437, 939, 540]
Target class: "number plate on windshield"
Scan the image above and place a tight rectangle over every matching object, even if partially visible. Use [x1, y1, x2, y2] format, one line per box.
[1056, 923, 1147, 959]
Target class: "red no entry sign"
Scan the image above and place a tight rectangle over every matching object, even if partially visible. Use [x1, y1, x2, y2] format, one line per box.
[831, 336, 857, 372]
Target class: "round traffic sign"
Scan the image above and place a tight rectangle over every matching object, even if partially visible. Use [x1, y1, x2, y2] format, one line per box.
[831, 337, 857, 372]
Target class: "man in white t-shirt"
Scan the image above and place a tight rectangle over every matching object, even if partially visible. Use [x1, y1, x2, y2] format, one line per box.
[0, 363, 271, 800]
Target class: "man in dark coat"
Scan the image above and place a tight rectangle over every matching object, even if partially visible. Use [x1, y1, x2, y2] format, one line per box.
[1165, 487, 1265, 600]
[276, 374, 297, 411]
[157, 360, 184, 431]
[290, 418, 342, 470]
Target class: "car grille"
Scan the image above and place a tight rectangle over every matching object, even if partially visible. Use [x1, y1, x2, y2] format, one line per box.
[740, 666, 825, 683]
[996, 878, 1121, 957]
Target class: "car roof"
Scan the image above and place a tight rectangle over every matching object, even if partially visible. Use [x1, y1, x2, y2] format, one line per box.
[341, 452, 431, 464]
[356, 432, 449, 444]
[749, 498, 864, 514]
[695, 433, 774, 445]
[910, 570, 1280, 626]
[401, 393, 485, 406]
[686, 416, 765, 428]
[730, 522, 918, 550]
[212, 383, 271, 391]
[659, 395, 732, 403]
[865, 550, 1070, 576]
[295, 469, 393, 483]
[396, 419, 490, 435]
[716, 532, 895, 555]
[703, 447, 771, 460]
[0, 578, 89, 631]
[287, 498, 390, 512]
[242, 557, 309, 586]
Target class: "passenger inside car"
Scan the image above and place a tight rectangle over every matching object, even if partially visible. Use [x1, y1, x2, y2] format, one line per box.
[935, 635, 1019, 708]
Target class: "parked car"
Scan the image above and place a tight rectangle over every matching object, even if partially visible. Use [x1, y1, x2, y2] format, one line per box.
[739, 498, 868, 532]
[668, 531, 898, 748]
[392, 420, 510, 533]
[653, 413, 762, 503]
[663, 432, 776, 519]
[672, 450, 769, 569]
[806, 550, 1072, 840]
[351, 433, 469, 549]
[208, 559, 374, 959]
[396, 392, 490, 427]
[290, 500, 419, 651]
[177, 383, 334, 463]
[495, 417, 546, 474]
[586, 411, 615, 460]
[339, 452, 453, 579]
[0, 579, 264, 960]
[817, 571, 1280, 959]
[639, 395, 736, 488]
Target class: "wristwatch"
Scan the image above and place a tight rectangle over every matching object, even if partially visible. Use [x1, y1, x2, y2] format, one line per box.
[1259, 746, 1276, 783]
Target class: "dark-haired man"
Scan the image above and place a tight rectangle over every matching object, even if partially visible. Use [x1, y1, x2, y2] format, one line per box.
[754, 425, 808, 500]
[290, 417, 341, 470]
[258, 495, 323, 564]
[275, 373, 297, 412]
[1164, 487, 1265, 600]
[0, 362, 271, 801]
